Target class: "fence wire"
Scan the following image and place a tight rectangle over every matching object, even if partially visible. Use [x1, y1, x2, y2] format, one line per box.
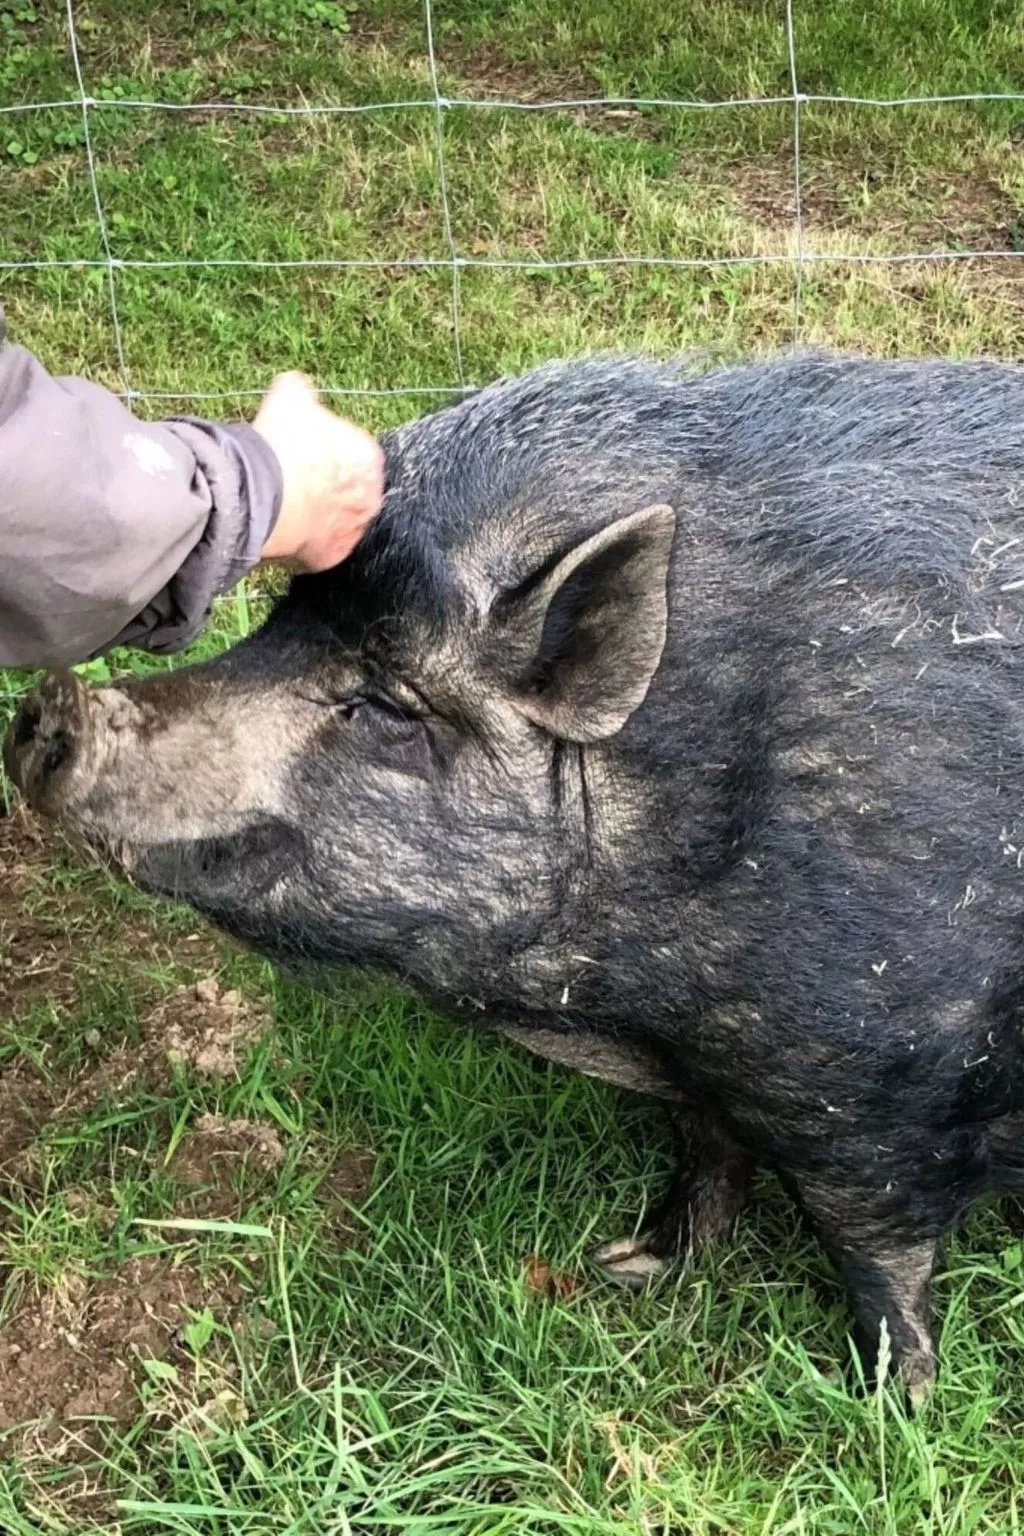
[3, 2, 1023, 404]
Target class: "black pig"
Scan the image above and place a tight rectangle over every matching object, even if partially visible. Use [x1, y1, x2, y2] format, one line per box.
[9, 350, 1024, 1401]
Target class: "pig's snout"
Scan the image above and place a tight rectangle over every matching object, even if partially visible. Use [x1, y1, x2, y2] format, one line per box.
[3, 671, 95, 815]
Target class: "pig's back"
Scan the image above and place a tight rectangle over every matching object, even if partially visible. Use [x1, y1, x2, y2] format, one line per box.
[621, 356, 1024, 1137]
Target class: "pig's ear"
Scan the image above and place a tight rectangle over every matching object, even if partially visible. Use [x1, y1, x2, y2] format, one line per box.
[505, 502, 676, 742]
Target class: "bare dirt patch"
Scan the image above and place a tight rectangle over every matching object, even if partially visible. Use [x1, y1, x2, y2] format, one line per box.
[315, 1146, 376, 1234]
[168, 1112, 287, 1219]
[0, 1256, 243, 1444]
[0, 800, 373, 1493]
[162, 979, 273, 1078]
[62, 978, 274, 1117]
[0, 813, 83, 1022]
[0, 1062, 56, 1178]
[166, 1117, 374, 1231]
[0, 975, 274, 1201]
[0, 978, 273, 1174]
[0, 808, 224, 1025]
[728, 159, 1022, 256]
[442, 39, 599, 105]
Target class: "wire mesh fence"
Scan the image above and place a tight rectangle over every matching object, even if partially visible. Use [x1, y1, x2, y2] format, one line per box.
[1, 0, 1022, 406]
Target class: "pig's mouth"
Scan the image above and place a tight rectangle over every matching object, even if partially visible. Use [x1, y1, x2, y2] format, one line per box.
[126, 817, 307, 910]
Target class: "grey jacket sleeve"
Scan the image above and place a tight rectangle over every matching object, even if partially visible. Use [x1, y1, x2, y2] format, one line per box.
[0, 334, 283, 669]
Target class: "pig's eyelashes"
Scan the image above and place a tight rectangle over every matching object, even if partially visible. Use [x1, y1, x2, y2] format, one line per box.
[335, 690, 420, 725]
[312, 688, 433, 771]
[301, 688, 392, 719]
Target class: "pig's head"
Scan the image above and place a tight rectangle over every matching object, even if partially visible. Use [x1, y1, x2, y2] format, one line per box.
[3, 360, 680, 1003]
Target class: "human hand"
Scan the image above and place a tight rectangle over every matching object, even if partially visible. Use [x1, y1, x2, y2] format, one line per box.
[253, 371, 385, 572]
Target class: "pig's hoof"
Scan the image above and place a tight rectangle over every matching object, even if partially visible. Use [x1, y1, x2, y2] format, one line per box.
[590, 1234, 672, 1290]
[903, 1353, 937, 1413]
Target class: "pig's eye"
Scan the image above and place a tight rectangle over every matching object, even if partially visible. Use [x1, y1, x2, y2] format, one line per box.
[336, 690, 414, 725]
[334, 690, 433, 774]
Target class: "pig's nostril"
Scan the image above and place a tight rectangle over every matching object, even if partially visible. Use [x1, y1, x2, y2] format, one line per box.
[12, 706, 40, 751]
[42, 729, 73, 780]
[3, 676, 87, 806]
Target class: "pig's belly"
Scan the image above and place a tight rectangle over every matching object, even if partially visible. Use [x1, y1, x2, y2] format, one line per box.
[495, 1024, 686, 1102]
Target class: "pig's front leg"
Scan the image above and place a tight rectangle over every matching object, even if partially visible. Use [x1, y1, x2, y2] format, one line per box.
[593, 1109, 754, 1288]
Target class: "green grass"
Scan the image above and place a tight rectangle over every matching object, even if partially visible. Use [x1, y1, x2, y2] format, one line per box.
[3, 0, 1024, 1530]
[5, 925, 1024, 1533]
